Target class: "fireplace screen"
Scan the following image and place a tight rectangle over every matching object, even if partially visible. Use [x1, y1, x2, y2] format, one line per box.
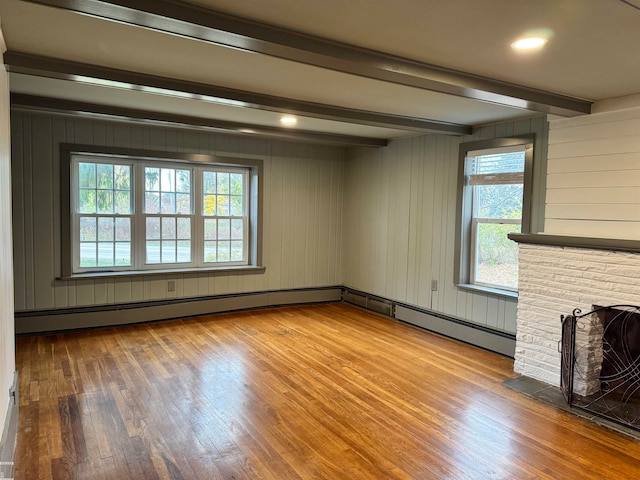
[560, 305, 640, 431]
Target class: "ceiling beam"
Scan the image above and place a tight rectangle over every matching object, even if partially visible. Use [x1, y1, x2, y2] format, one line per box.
[11, 93, 389, 147]
[5, 51, 470, 136]
[24, 0, 592, 117]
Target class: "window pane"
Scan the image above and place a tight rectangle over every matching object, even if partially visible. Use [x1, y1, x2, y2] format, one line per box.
[145, 192, 160, 214]
[115, 218, 130, 241]
[97, 190, 113, 213]
[203, 171, 216, 194]
[218, 219, 230, 240]
[230, 173, 243, 195]
[146, 241, 160, 264]
[217, 173, 229, 194]
[176, 194, 191, 214]
[204, 219, 217, 240]
[217, 196, 229, 216]
[115, 242, 131, 266]
[230, 195, 243, 216]
[98, 242, 114, 266]
[474, 222, 521, 290]
[162, 217, 176, 240]
[476, 184, 523, 219]
[231, 241, 243, 261]
[79, 217, 96, 241]
[146, 217, 161, 240]
[79, 163, 96, 188]
[161, 169, 175, 192]
[96, 164, 113, 189]
[203, 194, 216, 215]
[177, 240, 191, 262]
[204, 241, 216, 263]
[217, 241, 230, 261]
[145, 168, 160, 191]
[161, 193, 176, 214]
[231, 219, 243, 240]
[162, 241, 176, 263]
[177, 218, 191, 239]
[80, 243, 97, 267]
[98, 217, 114, 241]
[114, 191, 131, 214]
[176, 169, 191, 193]
[114, 165, 130, 190]
[79, 189, 96, 213]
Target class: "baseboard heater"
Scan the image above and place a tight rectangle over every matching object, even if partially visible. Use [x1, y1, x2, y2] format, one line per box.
[344, 288, 515, 358]
[15, 287, 342, 335]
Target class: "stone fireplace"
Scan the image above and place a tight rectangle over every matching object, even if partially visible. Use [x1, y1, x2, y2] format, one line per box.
[509, 234, 640, 388]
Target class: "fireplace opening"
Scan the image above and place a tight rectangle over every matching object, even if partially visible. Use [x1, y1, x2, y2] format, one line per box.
[599, 307, 640, 402]
[560, 305, 640, 431]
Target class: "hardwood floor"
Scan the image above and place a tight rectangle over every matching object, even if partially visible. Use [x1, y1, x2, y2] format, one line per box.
[14, 303, 640, 479]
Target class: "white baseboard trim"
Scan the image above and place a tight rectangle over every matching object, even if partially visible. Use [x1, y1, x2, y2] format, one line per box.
[15, 287, 343, 334]
[0, 372, 18, 480]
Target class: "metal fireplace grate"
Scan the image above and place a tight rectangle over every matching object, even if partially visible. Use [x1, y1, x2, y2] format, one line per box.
[560, 305, 640, 432]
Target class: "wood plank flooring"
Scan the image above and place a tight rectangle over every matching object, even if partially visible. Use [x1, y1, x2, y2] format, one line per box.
[14, 303, 640, 479]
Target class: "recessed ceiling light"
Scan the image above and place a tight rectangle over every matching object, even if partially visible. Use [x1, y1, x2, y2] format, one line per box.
[511, 36, 548, 51]
[280, 115, 298, 126]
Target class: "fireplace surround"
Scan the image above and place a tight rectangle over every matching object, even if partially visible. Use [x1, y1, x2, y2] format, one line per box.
[508, 234, 640, 387]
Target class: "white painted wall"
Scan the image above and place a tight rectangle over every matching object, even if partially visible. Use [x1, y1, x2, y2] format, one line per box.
[11, 112, 345, 312]
[546, 106, 640, 240]
[343, 116, 549, 333]
[0, 28, 16, 441]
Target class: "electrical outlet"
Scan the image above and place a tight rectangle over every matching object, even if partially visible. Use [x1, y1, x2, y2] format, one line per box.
[431, 280, 438, 291]
[167, 280, 176, 292]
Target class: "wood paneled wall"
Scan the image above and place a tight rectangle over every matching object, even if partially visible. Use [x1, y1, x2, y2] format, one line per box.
[0, 51, 16, 438]
[546, 107, 640, 240]
[11, 112, 345, 312]
[343, 116, 549, 334]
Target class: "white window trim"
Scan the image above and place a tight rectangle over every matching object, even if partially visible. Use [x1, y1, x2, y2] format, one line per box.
[60, 144, 264, 279]
[454, 136, 534, 297]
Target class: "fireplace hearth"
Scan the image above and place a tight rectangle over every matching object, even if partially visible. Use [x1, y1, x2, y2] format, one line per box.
[560, 305, 640, 432]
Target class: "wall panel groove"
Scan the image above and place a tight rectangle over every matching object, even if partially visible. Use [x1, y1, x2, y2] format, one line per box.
[343, 116, 547, 333]
[11, 111, 345, 313]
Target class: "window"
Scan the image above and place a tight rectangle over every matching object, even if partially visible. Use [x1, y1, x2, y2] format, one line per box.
[455, 136, 533, 294]
[61, 146, 262, 277]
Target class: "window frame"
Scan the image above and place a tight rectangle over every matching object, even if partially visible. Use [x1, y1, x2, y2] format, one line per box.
[60, 144, 263, 279]
[454, 135, 534, 296]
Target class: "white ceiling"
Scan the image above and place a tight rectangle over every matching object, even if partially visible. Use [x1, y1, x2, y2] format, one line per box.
[1, 0, 639, 145]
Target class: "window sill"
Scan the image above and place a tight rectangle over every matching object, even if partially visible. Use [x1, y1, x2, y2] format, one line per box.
[59, 265, 266, 280]
[456, 283, 518, 299]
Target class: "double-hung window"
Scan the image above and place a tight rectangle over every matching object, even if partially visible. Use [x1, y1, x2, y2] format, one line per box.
[455, 137, 534, 294]
[63, 146, 261, 276]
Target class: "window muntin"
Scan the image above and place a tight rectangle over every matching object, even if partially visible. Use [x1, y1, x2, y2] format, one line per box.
[71, 156, 250, 273]
[143, 166, 193, 265]
[455, 137, 534, 295]
[75, 161, 133, 269]
[202, 170, 248, 264]
[467, 151, 524, 291]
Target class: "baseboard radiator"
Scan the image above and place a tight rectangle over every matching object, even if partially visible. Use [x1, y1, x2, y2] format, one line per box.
[15, 287, 343, 335]
[0, 372, 18, 480]
[344, 288, 515, 357]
